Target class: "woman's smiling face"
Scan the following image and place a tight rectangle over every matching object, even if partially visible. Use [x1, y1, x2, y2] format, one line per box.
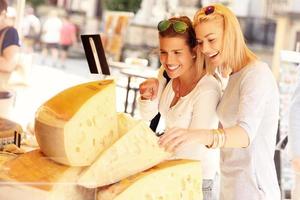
[159, 36, 195, 79]
[195, 19, 224, 68]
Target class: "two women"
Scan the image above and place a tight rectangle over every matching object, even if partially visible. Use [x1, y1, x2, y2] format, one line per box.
[159, 4, 280, 200]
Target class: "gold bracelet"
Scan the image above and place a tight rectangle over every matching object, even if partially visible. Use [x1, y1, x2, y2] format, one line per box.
[206, 129, 216, 148]
[206, 129, 226, 149]
[216, 128, 226, 148]
[212, 129, 220, 148]
[207, 129, 219, 149]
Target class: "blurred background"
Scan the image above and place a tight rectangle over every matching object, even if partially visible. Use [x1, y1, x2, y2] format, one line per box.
[3, 1, 300, 199]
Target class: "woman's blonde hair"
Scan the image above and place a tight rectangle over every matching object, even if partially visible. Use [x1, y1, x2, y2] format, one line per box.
[193, 4, 257, 74]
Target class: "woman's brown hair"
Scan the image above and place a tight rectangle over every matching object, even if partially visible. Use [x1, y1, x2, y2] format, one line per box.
[0, 0, 8, 14]
[159, 16, 197, 50]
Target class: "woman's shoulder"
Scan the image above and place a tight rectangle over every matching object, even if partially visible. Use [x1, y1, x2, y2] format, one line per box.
[196, 74, 222, 94]
[243, 60, 271, 74]
[3, 27, 19, 39]
[200, 74, 221, 87]
[2, 27, 20, 48]
[0, 26, 16, 37]
[240, 60, 277, 88]
[2, 26, 18, 35]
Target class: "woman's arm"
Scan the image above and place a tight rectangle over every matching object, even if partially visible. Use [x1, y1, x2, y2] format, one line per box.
[0, 45, 19, 73]
[159, 122, 249, 152]
[0, 27, 20, 73]
[138, 66, 167, 121]
[190, 81, 249, 148]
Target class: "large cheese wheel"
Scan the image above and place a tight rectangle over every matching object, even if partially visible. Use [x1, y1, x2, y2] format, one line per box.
[78, 120, 171, 188]
[0, 150, 95, 200]
[97, 160, 202, 200]
[35, 80, 118, 166]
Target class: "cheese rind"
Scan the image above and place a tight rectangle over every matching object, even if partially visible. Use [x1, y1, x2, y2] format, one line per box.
[0, 150, 96, 200]
[78, 120, 171, 188]
[39, 80, 114, 121]
[35, 80, 118, 166]
[97, 160, 202, 200]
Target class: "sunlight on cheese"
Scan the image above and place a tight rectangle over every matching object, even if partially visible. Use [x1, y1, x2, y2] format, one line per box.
[0, 150, 96, 200]
[97, 160, 202, 200]
[34, 80, 118, 166]
[78, 120, 171, 188]
[117, 113, 138, 136]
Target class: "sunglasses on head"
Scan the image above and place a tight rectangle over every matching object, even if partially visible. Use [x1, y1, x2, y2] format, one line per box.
[157, 20, 189, 34]
[204, 5, 215, 15]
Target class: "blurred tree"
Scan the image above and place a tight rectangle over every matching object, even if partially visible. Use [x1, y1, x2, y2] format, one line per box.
[26, 0, 47, 8]
[104, 0, 142, 13]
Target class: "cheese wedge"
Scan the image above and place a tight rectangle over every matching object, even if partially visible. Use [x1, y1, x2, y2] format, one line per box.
[0, 150, 96, 200]
[97, 160, 202, 200]
[116, 112, 138, 136]
[35, 80, 118, 166]
[78, 121, 171, 188]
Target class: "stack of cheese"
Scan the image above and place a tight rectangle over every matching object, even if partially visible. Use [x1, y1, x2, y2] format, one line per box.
[0, 80, 202, 200]
[0, 150, 96, 200]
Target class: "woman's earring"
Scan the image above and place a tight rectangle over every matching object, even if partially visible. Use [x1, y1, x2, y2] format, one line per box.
[192, 55, 196, 59]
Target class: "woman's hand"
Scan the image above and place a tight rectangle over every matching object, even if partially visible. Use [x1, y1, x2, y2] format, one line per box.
[139, 78, 159, 100]
[158, 127, 201, 153]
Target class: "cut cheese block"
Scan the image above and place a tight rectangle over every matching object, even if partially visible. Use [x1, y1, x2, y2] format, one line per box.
[0, 150, 96, 200]
[97, 160, 202, 200]
[78, 120, 171, 188]
[35, 80, 118, 166]
[116, 112, 138, 136]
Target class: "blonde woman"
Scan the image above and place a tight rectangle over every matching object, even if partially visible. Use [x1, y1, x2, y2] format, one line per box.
[138, 16, 221, 199]
[159, 4, 280, 200]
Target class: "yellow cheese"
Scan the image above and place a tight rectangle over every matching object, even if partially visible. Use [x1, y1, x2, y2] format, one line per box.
[0, 152, 16, 166]
[78, 120, 171, 188]
[35, 80, 118, 166]
[116, 112, 138, 136]
[97, 160, 202, 200]
[0, 150, 96, 200]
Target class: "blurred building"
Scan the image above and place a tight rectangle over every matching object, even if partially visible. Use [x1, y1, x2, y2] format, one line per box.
[56, 0, 103, 18]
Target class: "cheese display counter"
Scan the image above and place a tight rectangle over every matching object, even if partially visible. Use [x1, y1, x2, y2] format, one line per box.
[0, 80, 203, 200]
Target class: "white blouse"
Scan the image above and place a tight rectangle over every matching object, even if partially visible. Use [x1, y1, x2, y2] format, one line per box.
[217, 61, 281, 200]
[138, 71, 222, 179]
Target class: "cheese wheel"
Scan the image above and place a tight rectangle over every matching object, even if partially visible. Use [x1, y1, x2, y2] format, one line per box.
[35, 80, 118, 166]
[98, 160, 202, 200]
[0, 150, 96, 200]
[78, 120, 171, 188]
